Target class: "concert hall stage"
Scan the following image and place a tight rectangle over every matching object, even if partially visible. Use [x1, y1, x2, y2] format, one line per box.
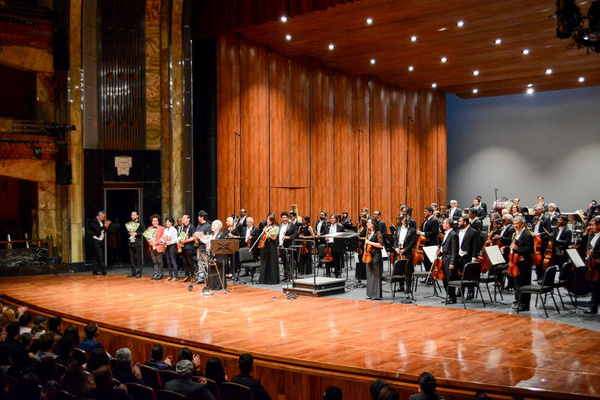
[1, 274, 599, 399]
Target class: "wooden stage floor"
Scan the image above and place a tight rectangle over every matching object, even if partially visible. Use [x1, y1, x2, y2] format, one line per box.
[1, 274, 599, 399]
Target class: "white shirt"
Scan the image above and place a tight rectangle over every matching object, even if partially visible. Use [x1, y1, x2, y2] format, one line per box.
[458, 228, 468, 257]
[449, 207, 457, 218]
[245, 226, 253, 242]
[442, 229, 451, 245]
[316, 219, 324, 233]
[556, 226, 564, 241]
[397, 226, 408, 248]
[94, 217, 104, 241]
[162, 226, 178, 245]
[327, 223, 337, 243]
[279, 223, 288, 246]
[591, 234, 599, 251]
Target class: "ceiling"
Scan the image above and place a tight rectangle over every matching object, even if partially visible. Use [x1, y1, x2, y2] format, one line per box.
[240, 0, 600, 98]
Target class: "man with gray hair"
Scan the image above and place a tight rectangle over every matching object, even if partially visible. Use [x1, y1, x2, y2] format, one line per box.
[112, 348, 142, 384]
[165, 359, 215, 400]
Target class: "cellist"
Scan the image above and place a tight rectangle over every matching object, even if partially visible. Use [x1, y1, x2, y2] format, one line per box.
[417, 207, 439, 277]
[510, 216, 534, 312]
[582, 217, 600, 314]
[392, 215, 417, 298]
[531, 205, 552, 281]
[552, 214, 572, 268]
[439, 218, 458, 304]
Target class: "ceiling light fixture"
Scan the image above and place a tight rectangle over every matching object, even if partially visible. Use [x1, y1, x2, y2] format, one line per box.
[522, 49, 530, 55]
[473, 70, 479, 75]
[410, 35, 418, 42]
[527, 88, 535, 95]
[546, 68, 553, 74]
[285, 34, 292, 41]
[366, 18, 373, 24]
[280, 16, 288, 22]
[408, 66, 414, 71]
[556, 0, 600, 52]
[472, 89, 478, 93]
[431, 83, 437, 88]
[579, 76, 586, 82]
[370, 59, 376, 64]
[457, 20, 465, 27]
[441, 57, 447, 63]
[527, 83, 534, 87]
[328, 44, 335, 50]
[495, 38, 502, 44]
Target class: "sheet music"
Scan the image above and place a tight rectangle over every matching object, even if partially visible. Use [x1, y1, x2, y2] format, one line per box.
[382, 248, 389, 259]
[423, 245, 438, 263]
[484, 245, 505, 266]
[566, 248, 586, 268]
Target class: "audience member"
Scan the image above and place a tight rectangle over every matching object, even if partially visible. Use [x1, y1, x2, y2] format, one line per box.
[0, 345, 11, 374]
[173, 347, 203, 377]
[370, 379, 390, 400]
[378, 386, 399, 400]
[63, 326, 81, 346]
[205, 357, 227, 391]
[409, 372, 440, 400]
[62, 363, 90, 399]
[7, 346, 38, 378]
[231, 353, 271, 400]
[14, 373, 40, 400]
[324, 385, 343, 400]
[55, 336, 80, 367]
[35, 333, 58, 360]
[144, 344, 172, 371]
[18, 312, 32, 335]
[113, 348, 142, 384]
[36, 356, 61, 387]
[47, 316, 63, 343]
[85, 347, 110, 372]
[89, 365, 133, 400]
[474, 393, 491, 400]
[30, 316, 47, 339]
[164, 359, 215, 400]
[0, 308, 15, 329]
[3, 322, 21, 353]
[78, 322, 104, 353]
[18, 332, 38, 361]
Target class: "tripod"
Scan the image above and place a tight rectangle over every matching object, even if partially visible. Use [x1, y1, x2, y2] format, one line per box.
[273, 245, 300, 300]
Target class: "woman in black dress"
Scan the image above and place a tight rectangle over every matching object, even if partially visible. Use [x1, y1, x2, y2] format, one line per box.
[297, 216, 315, 275]
[365, 218, 384, 300]
[356, 217, 367, 282]
[259, 213, 280, 284]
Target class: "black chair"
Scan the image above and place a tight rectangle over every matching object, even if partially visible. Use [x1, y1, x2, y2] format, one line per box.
[446, 262, 485, 309]
[517, 265, 559, 317]
[553, 262, 575, 310]
[73, 348, 89, 365]
[205, 378, 221, 400]
[382, 259, 408, 299]
[156, 389, 186, 400]
[127, 383, 157, 400]
[219, 382, 253, 400]
[140, 365, 163, 390]
[239, 247, 261, 284]
[316, 244, 333, 277]
[482, 264, 504, 302]
[159, 369, 178, 387]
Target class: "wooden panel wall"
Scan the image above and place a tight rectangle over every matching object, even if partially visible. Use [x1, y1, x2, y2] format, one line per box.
[216, 34, 446, 225]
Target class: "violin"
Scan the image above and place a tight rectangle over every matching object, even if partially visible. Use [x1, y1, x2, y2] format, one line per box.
[432, 255, 444, 280]
[258, 227, 269, 249]
[413, 235, 425, 265]
[356, 232, 364, 256]
[507, 233, 520, 277]
[324, 244, 333, 262]
[362, 230, 372, 264]
[300, 241, 308, 255]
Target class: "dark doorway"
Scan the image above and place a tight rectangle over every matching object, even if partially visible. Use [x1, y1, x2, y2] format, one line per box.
[105, 188, 141, 267]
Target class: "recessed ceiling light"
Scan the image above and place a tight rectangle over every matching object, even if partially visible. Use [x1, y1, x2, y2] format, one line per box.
[472, 88, 478, 94]
[431, 83, 437, 88]
[441, 57, 447, 63]
[438, 27, 447, 32]
[366, 18, 373, 25]
[328, 44, 335, 50]
[370, 59, 376, 64]
[527, 88, 534, 95]
[408, 66, 414, 71]
[280, 16, 288, 22]
[522, 49, 530, 55]
[545, 68, 553, 74]
[410, 35, 418, 42]
[579, 76, 585, 82]
[285, 34, 292, 41]
[457, 20, 465, 27]
[473, 70, 479, 76]
[495, 38, 502, 44]
[527, 83, 533, 88]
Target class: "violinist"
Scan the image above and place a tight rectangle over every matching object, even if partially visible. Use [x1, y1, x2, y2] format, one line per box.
[439, 218, 458, 304]
[235, 208, 247, 229]
[545, 203, 560, 229]
[365, 218, 385, 300]
[392, 215, 417, 298]
[455, 216, 481, 300]
[278, 212, 299, 282]
[582, 217, 600, 314]
[325, 214, 345, 278]
[510, 216, 534, 312]
[341, 211, 354, 231]
[417, 207, 439, 275]
[372, 211, 388, 234]
[552, 215, 572, 268]
[472, 198, 486, 220]
[400, 205, 417, 230]
[224, 216, 239, 278]
[355, 218, 368, 282]
[239, 217, 257, 276]
[447, 200, 462, 223]
[297, 216, 315, 275]
[494, 214, 515, 290]
[258, 213, 280, 285]
[531, 205, 552, 281]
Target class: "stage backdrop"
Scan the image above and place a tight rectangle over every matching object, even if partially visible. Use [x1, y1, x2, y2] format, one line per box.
[214, 32, 446, 225]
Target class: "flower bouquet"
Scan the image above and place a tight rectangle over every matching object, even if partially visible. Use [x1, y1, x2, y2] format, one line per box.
[125, 221, 140, 243]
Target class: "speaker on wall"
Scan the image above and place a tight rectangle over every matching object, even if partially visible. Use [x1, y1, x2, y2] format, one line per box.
[56, 163, 72, 185]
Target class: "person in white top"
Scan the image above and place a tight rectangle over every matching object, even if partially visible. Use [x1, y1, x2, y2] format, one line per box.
[162, 218, 179, 281]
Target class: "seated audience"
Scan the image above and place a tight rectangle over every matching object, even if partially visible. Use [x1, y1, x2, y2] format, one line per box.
[113, 347, 143, 384]
[3, 322, 21, 353]
[370, 379, 390, 400]
[47, 316, 63, 343]
[55, 336, 81, 367]
[144, 344, 172, 371]
[474, 393, 491, 400]
[0, 345, 11, 374]
[164, 359, 215, 400]
[231, 353, 271, 400]
[324, 385, 343, 400]
[409, 372, 440, 400]
[62, 363, 90, 399]
[30, 316, 47, 339]
[78, 322, 104, 354]
[205, 357, 227, 391]
[378, 387, 399, 400]
[18, 312, 32, 335]
[172, 347, 203, 377]
[89, 365, 133, 400]
[36, 356, 61, 387]
[35, 333, 58, 360]
[14, 373, 40, 400]
[85, 347, 110, 372]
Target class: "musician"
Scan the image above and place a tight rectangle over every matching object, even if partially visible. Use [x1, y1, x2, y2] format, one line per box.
[439, 218, 458, 304]
[455, 216, 481, 300]
[512, 198, 528, 215]
[468, 208, 483, 232]
[494, 214, 515, 290]
[553, 215, 572, 268]
[536, 196, 549, 213]
[545, 203, 560, 228]
[582, 217, 600, 314]
[356, 218, 368, 282]
[400, 205, 417, 230]
[365, 218, 385, 300]
[341, 211, 353, 231]
[476, 195, 488, 215]
[447, 200, 462, 223]
[372, 211, 388, 234]
[162, 218, 179, 281]
[297, 216, 315, 275]
[289, 211, 301, 229]
[278, 212, 298, 281]
[178, 214, 196, 282]
[224, 217, 239, 278]
[87, 211, 111, 276]
[325, 214, 345, 278]
[235, 209, 247, 229]
[393, 215, 417, 298]
[259, 213, 280, 285]
[126, 211, 145, 278]
[531, 205, 552, 281]
[510, 216, 534, 312]
[472, 198, 486, 219]
[315, 211, 330, 244]
[207, 220, 228, 290]
[584, 200, 599, 221]
[418, 207, 439, 275]
[146, 214, 165, 280]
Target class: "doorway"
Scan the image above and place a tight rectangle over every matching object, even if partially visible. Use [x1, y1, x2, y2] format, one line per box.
[104, 188, 141, 267]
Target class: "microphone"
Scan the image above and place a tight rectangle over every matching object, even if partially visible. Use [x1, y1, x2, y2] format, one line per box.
[407, 115, 414, 122]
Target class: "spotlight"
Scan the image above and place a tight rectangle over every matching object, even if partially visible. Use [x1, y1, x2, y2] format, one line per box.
[285, 34, 292, 41]
[280, 16, 288, 22]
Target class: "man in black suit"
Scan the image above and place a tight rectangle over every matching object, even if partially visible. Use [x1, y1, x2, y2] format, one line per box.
[511, 216, 534, 311]
[315, 210, 330, 245]
[553, 214, 572, 268]
[278, 212, 298, 281]
[468, 208, 483, 232]
[439, 218, 458, 304]
[447, 200, 462, 223]
[531, 204, 553, 280]
[418, 207, 439, 274]
[165, 360, 215, 400]
[325, 214, 346, 278]
[372, 210, 388, 234]
[231, 353, 272, 400]
[126, 211, 145, 278]
[87, 210, 111, 275]
[178, 214, 196, 282]
[456, 216, 481, 300]
[235, 208, 247, 229]
[472, 198, 486, 219]
[393, 215, 417, 297]
[493, 214, 516, 288]
[583, 217, 600, 314]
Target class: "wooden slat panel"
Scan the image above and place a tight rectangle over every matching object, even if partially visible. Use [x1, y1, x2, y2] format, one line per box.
[436, 92, 447, 211]
[406, 89, 421, 219]
[353, 75, 370, 216]
[290, 56, 311, 190]
[269, 50, 291, 188]
[419, 89, 438, 212]
[333, 70, 353, 217]
[390, 87, 408, 215]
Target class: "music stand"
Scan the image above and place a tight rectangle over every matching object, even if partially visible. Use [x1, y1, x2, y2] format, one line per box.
[484, 245, 507, 305]
[322, 232, 358, 282]
[209, 239, 239, 294]
[566, 248, 587, 311]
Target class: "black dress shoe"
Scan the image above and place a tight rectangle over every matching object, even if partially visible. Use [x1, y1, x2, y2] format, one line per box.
[92, 271, 101, 275]
[101, 272, 107, 275]
[466, 292, 474, 300]
[584, 307, 598, 314]
[518, 305, 529, 312]
[127, 274, 135, 278]
[136, 274, 142, 278]
[443, 298, 457, 304]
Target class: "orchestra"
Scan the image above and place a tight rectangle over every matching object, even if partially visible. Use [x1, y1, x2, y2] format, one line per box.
[135, 195, 598, 317]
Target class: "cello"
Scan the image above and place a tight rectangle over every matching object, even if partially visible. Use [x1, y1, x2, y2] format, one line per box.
[477, 228, 493, 274]
[432, 254, 444, 280]
[542, 237, 554, 270]
[507, 233, 520, 277]
[413, 235, 426, 265]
